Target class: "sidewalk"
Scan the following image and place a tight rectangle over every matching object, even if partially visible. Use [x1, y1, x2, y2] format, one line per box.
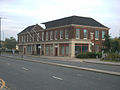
[27, 55, 120, 66]
[1, 53, 120, 66]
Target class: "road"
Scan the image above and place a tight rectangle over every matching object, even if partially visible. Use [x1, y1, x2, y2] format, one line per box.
[2, 53, 120, 72]
[0, 57, 120, 90]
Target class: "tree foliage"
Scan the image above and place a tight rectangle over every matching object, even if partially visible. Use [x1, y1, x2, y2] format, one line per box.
[102, 35, 120, 53]
[3, 37, 17, 49]
[102, 35, 111, 53]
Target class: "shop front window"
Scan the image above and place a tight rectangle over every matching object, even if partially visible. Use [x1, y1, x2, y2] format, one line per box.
[75, 44, 88, 55]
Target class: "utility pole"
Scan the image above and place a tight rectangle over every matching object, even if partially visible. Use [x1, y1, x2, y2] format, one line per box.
[0, 17, 2, 56]
[0, 17, 6, 56]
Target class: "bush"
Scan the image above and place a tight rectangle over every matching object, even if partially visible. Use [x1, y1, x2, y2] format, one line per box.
[105, 53, 120, 58]
[76, 52, 102, 58]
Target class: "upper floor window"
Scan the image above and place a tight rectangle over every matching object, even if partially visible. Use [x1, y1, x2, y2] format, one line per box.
[22, 36, 23, 42]
[37, 33, 39, 41]
[83, 29, 88, 39]
[76, 29, 80, 39]
[90, 32, 94, 40]
[60, 30, 64, 39]
[42, 32, 44, 41]
[65, 29, 69, 39]
[95, 30, 99, 40]
[50, 31, 53, 40]
[27, 35, 28, 42]
[46, 32, 48, 41]
[102, 31, 105, 40]
[55, 31, 58, 40]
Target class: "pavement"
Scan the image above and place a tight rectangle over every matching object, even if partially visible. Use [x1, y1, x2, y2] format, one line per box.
[0, 56, 120, 90]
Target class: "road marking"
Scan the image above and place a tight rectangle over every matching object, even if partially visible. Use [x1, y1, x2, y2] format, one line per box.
[0, 78, 5, 89]
[52, 76, 63, 80]
[77, 74, 82, 77]
[6, 63, 10, 66]
[22, 67, 29, 71]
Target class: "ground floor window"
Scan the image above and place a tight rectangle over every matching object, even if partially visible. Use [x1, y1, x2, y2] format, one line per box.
[95, 44, 99, 52]
[59, 44, 69, 56]
[27, 45, 32, 54]
[75, 44, 88, 55]
[45, 44, 53, 56]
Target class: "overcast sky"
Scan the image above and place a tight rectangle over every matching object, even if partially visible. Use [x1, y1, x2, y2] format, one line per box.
[0, 0, 120, 40]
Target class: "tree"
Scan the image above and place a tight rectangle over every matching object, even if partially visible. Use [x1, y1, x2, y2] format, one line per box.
[111, 38, 120, 53]
[102, 35, 111, 53]
[3, 37, 17, 49]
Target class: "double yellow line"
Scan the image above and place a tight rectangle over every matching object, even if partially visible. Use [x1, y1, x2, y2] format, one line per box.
[0, 78, 6, 89]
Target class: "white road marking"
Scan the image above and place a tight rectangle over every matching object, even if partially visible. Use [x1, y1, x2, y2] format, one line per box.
[52, 76, 63, 80]
[77, 74, 82, 77]
[6, 63, 10, 66]
[22, 67, 29, 71]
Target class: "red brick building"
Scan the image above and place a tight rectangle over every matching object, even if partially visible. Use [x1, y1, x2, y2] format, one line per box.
[18, 16, 109, 57]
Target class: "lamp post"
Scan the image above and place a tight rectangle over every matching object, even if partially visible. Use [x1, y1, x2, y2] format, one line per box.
[0, 17, 1, 56]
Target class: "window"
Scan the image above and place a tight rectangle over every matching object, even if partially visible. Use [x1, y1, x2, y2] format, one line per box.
[102, 31, 105, 40]
[42, 32, 44, 41]
[76, 29, 80, 39]
[75, 44, 88, 54]
[22, 36, 23, 42]
[36, 33, 39, 42]
[50, 31, 53, 40]
[65, 29, 69, 39]
[60, 30, 64, 39]
[90, 32, 94, 40]
[95, 31, 99, 40]
[95, 45, 99, 52]
[46, 32, 48, 41]
[33, 34, 34, 42]
[27, 35, 28, 42]
[83, 29, 87, 39]
[55, 31, 58, 40]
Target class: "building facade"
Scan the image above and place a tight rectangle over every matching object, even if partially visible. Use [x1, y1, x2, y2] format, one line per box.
[18, 16, 109, 57]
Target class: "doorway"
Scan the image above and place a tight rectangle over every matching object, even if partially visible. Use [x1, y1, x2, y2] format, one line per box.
[55, 48, 58, 56]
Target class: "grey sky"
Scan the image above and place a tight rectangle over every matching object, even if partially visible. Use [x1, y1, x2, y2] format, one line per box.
[0, 0, 120, 40]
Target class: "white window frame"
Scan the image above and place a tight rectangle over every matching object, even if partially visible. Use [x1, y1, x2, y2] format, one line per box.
[60, 30, 63, 39]
[50, 31, 53, 40]
[95, 30, 99, 40]
[55, 31, 58, 40]
[76, 29, 80, 39]
[46, 32, 48, 41]
[42, 32, 44, 41]
[37, 33, 39, 42]
[83, 29, 88, 39]
[65, 29, 69, 39]
[27, 35, 28, 42]
[102, 31, 105, 40]
[22, 36, 23, 42]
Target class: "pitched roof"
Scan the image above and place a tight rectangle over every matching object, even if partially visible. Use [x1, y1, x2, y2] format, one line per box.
[42, 16, 108, 29]
[18, 24, 43, 35]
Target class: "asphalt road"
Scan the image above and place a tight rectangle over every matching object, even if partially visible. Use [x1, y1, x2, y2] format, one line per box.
[0, 57, 120, 90]
[3, 54, 120, 73]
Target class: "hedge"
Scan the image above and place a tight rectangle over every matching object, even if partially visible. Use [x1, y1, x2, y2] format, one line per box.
[76, 52, 102, 58]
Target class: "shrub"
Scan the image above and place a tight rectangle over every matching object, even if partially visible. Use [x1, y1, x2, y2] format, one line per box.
[105, 53, 120, 58]
[76, 52, 102, 58]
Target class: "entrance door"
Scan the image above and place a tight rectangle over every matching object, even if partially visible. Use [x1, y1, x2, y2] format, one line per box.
[36, 44, 40, 55]
[55, 48, 58, 56]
